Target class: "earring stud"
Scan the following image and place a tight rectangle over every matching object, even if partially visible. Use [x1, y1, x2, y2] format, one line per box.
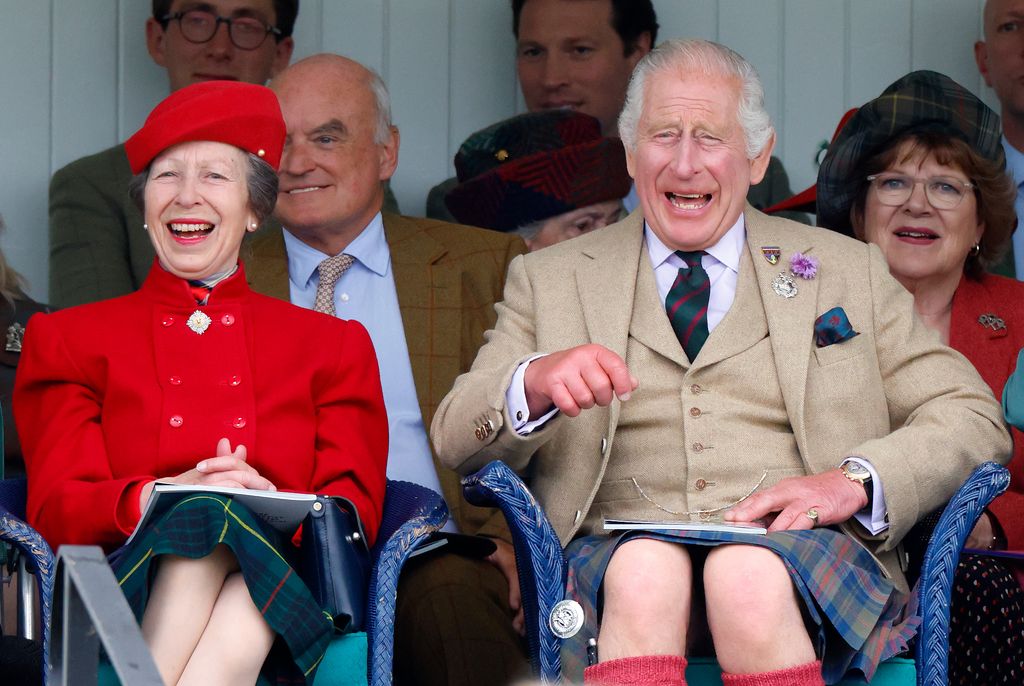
[143, 223, 149, 230]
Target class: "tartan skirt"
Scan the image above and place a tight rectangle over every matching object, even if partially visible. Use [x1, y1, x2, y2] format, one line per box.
[109, 494, 332, 685]
[561, 529, 919, 684]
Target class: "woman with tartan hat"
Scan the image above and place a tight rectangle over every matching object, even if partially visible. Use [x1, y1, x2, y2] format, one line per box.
[14, 81, 388, 685]
[816, 69, 1024, 685]
[444, 109, 632, 251]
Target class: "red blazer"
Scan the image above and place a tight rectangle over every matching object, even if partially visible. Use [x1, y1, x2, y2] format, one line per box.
[14, 262, 388, 550]
[950, 272, 1024, 548]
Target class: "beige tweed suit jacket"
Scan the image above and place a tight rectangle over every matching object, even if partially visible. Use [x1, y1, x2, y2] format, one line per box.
[244, 212, 528, 538]
[431, 207, 1011, 589]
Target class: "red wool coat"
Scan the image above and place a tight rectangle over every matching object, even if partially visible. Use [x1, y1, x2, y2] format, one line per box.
[950, 272, 1024, 549]
[14, 262, 388, 550]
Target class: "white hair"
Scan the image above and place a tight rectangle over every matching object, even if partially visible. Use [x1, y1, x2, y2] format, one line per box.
[617, 38, 774, 160]
[365, 68, 394, 145]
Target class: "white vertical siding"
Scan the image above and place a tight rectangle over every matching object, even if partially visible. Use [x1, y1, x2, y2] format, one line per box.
[0, 0, 996, 300]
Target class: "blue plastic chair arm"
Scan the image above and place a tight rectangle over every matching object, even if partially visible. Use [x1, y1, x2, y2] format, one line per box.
[463, 460, 566, 682]
[915, 461, 1010, 686]
[366, 480, 448, 686]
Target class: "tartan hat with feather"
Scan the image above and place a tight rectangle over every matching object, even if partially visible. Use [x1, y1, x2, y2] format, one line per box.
[816, 70, 1003, 236]
[444, 110, 632, 232]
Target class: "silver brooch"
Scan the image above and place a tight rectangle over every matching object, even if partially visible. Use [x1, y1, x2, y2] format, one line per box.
[5, 322, 25, 352]
[548, 599, 584, 639]
[186, 310, 212, 335]
[978, 313, 1006, 331]
[771, 272, 798, 299]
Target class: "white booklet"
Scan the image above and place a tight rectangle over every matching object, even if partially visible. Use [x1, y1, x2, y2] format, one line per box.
[603, 517, 767, 535]
[127, 483, 317, 545]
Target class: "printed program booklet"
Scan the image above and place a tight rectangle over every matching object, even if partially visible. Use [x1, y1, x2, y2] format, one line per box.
[127, 483, 317, 545]
[603, 517, 768, 535]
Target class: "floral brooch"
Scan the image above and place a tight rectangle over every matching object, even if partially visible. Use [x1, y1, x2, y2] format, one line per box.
[770, 250, 818, 299]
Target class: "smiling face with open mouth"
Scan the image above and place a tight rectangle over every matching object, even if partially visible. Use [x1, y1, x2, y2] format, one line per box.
[859, 144, 984, 293]
[625, 69, 773, 253]
[144, 140, 255, 281]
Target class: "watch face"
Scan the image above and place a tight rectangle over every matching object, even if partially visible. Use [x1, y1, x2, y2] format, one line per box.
[844, 462, 870, 478]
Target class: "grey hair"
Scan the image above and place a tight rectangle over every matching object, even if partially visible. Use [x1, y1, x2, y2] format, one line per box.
[618, 38, 774, 160]
[128, 152, 279, 224]
[366, 68, 395, 145]
[513, 219, 545, 242]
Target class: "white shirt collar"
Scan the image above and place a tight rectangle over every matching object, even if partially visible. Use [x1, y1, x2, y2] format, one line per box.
[643, 214, 746, 272]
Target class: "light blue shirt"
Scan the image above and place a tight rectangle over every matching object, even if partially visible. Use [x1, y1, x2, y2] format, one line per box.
[1001, 136, 1024, 280]
[282, 214, 453, 529]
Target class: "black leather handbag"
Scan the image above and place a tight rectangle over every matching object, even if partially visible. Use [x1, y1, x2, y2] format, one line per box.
[299, 495, 371, 633]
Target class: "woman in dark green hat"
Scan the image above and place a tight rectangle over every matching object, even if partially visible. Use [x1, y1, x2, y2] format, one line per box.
[816, 69, 1024, 685]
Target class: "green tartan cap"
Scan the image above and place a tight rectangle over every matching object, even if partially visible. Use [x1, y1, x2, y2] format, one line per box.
[816, 70, 1003, 236]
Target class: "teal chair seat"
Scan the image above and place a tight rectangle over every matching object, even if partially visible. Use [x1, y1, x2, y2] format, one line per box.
[684, 656, 916, 685]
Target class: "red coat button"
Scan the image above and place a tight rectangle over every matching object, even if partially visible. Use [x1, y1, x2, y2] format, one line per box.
[162, 316, 175, 327]
[221, 314, 235, 326]
[169, 415, 184, 428]
[232, 417, 246, 429]
[169, 376, 182, 386]
[228, 375, 241, 387]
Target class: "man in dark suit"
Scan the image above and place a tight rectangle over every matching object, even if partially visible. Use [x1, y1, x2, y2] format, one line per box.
[247, 53, 529, 686]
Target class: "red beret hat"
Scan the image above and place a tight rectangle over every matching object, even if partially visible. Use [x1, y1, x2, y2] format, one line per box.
[125, 81, 285, 174]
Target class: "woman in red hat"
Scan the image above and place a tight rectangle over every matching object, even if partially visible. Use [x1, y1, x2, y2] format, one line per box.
[14, 81, 388, 685]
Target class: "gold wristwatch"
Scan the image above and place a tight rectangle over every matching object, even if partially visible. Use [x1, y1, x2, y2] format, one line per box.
[840, 461, 872, 503]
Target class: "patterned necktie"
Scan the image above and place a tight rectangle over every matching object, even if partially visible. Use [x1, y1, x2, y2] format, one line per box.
[665, 250, 710, 362]
[314, 254, 355, 316]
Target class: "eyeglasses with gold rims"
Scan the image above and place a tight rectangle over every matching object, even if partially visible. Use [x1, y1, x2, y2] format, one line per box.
[865, 173, 976, 210]
[161, 10, 282, 50]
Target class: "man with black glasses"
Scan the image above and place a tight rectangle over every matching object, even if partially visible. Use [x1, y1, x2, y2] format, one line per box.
[47, 0, 297, 307]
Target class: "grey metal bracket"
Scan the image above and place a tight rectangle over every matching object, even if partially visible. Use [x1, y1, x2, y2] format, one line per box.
[48, 545, 162, 686]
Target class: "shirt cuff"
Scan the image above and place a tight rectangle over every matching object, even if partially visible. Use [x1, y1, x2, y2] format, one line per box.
[844, 457, 888, 534]
[506, 355, 559, 435]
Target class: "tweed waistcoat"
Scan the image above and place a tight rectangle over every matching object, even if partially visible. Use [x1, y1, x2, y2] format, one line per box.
[582, 242, 804, 534]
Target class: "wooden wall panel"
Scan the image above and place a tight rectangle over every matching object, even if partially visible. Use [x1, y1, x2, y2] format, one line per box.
[386, 0, 451, 215]
[446, 0, 518, 186]
[0, 0, 998, 300]
[118, 0, 168, 141]
[848, 0, 912, 109]
[720, 0, 783, 139]
[781, 0, 845, 192]
[655, 0, 719, 44]
[911, 0, 984, 91]
[0, 0, 52, 297]
[319, 0, 385, 73]
[51, 0, 119, 170]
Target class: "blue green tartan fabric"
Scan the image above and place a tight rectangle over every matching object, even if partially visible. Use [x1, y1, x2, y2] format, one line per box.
[665, 251, 710, 362]
[109, 494, 332, 685]
[559, 529, 917, 685]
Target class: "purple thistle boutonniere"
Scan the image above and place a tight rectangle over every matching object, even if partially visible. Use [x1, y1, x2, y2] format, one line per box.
[789, 252, 819, 280]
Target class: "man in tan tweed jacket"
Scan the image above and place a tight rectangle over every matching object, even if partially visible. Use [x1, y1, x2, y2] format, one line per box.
[431, 39, 1011, 686]
[246, 54, 530, 686]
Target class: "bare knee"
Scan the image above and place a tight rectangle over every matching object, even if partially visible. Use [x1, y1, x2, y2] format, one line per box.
[704, 545, 813, 668]
[704, 546, 795, 627]
[600, 539, 692, 659]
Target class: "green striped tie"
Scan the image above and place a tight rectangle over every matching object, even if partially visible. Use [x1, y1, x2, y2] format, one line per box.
[665, 251, 710, 362]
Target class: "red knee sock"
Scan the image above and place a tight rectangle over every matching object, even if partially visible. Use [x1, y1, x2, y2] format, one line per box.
[721, 660, 824, 686]
[583, 655, 688, 686]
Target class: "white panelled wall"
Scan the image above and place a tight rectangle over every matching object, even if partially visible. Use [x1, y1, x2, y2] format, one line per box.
[0, 0, 991, 301]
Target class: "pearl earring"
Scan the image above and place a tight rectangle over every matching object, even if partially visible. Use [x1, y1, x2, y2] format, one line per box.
[143, 223, 149, 230]
[250, 222, 258, 229]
